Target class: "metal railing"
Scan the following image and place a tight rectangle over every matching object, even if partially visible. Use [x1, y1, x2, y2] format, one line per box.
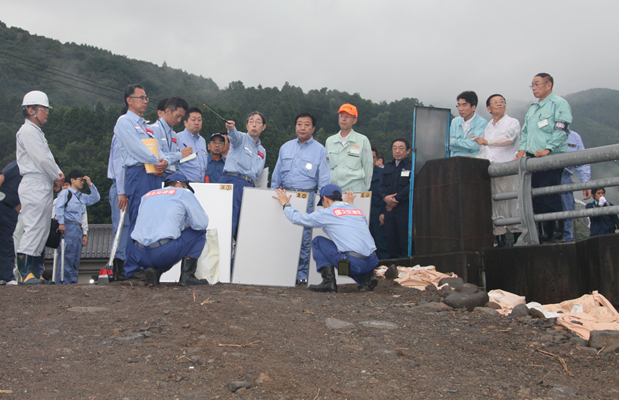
[488, 144, 619, 245]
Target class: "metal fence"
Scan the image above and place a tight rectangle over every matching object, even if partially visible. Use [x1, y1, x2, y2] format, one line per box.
[488, 144, 619, 245]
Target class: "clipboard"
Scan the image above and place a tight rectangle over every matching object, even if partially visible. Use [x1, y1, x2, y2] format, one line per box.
[141, 138, 159, 174]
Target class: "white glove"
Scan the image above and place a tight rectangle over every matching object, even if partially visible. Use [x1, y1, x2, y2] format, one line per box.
[599, 196, 607, 206]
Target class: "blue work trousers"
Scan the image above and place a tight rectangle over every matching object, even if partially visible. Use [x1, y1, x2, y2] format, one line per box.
[56, 224, 82, 284]
[296, 191, 315, 280]
[218, 174, 253, 237]
[311, 236, 378, 284]
[123, 166, 164, 278]
[384, 203, 411, 258]
[0, 203, 18, 282]
[128, 228, 206, 272]
[109, 182, 131, 260]
[560, 173, 576, 242]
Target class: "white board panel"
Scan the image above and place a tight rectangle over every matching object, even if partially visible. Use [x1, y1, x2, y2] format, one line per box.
[255, 167, 269, 188]
[307, 192, 373, 287]
[232, 187, 309, 287]
[160, 183, 233, 283]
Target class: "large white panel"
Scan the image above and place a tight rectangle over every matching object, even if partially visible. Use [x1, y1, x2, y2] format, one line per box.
[160, 183, 233, 283]
[307, 192, 373, 287]
[232, 188, 309, 287]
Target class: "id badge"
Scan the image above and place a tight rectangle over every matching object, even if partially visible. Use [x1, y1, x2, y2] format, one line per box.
[538, 119, 548, 128]
[401, 170, 410, 177]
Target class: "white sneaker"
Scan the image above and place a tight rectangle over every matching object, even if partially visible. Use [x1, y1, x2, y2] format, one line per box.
[6, 280, 17, 286]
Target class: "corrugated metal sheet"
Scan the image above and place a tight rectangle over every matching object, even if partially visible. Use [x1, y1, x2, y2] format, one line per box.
[45, 224, 113, 260]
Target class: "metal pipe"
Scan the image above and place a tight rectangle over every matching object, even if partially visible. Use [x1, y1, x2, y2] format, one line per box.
[105, 210, 126, 268]
[531, 177, 619, 196]
[494, 205, 619, 225]
[488, 144, 619, 178]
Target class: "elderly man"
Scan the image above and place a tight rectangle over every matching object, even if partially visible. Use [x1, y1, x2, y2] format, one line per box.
[271, 112, 331, 284]
[325, 104, 373, 192]
[128, 173, 209, 287]
[450, 91, 488, 157]
[561, 130, 591, 242]
[113, 84, 169, 279]
[475, 94, 521, 246]
[15, 90, 64, 285]
[177, 107, 207, 183]
[515, 73, 573, 243]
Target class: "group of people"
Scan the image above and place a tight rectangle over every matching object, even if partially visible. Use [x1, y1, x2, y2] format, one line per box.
[1, 72, 616, 288]
[449, 72, 618, 245]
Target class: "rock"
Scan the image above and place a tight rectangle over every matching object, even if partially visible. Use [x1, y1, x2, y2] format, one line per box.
[255, 373, 273, 384]
[115, 333, 145, 341]
[359, 320, 399, 330]
[473, 307, 500, 316]
[228, 381, 251, 393]
[443, 287, 489, 312]
[414, 302, 452, 313]
[485, 302, 502, 310]
[48, 329, 60, 335]
[143, 332, 153, 338]
[384, 264, 398, 279]
[510, 304, 530, 318]
[67, 307, 108, 313]
[601, 342, 619, 353]
[568, 336, 587, 346]
[589, 330, 619, 350]
[438, 286, 453, 298]
[546, 385, 576, 399]
[424, 284, 438, 294]
[529, 308, 546, 319]
[539, 334, 554, 342]
[576, 345, 598, 354]
[438, 277, 464, 289]
[553, 334, 567, 342]
[325, 318, 354, 330]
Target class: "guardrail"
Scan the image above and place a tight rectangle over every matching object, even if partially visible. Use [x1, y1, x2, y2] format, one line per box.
[488, 144, 619, 245]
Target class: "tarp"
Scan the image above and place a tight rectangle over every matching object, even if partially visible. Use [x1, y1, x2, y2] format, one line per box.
[377, 265, 457, 290]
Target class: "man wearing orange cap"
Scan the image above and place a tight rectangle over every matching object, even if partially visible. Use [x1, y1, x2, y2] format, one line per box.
[325, 104, 373, 192]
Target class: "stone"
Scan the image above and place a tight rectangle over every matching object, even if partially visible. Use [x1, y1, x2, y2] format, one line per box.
[359, 320, 399, 330]
[444, 289, 489, 312]
[529, 308, 546, 319]
[414, 302, 452, 313]
[568, 336, 587, 346]
[438, 277, 464, 289]
[438, 286, 453, 298]
[510, 304, 529, 318]
[384, 264, 398, 279]
[576, 345, 598, 354]
[325, 318, 354, 330]
[546, 385, 576, 399]
[228, 381, 251, 393]
[473, 307, 500, 316]
[67, 307, 108, 313]
[589, 330, 619, 350]
[115, 333, 145, 341]
[539, 334, 554, 342]
[424, 284, 438, 294]
[255, 373, 273, 384]
[601, 342, 619, 353]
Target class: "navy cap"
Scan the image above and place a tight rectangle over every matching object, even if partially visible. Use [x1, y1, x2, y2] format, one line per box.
[317, 184, 342, 206]
[165, 172, 195, 193]
[209, 132, 225, 142]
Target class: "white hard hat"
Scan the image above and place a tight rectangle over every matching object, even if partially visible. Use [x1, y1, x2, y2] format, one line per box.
[22, 90, 52, 109]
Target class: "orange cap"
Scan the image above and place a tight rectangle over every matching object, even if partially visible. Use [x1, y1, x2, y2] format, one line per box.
[338, 103, 358, 118]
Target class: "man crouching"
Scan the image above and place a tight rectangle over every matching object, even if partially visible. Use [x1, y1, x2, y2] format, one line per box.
[128, 173, 209, 286]
[273, 184, 378, 293]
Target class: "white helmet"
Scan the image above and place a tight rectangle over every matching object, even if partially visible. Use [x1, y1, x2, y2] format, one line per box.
[22, 90, 52, 109]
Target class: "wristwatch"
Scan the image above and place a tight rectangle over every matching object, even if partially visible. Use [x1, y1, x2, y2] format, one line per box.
[283, 202, 291, 210]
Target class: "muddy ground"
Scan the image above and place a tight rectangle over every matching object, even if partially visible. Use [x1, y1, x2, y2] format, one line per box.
[1, 278, 618, 400]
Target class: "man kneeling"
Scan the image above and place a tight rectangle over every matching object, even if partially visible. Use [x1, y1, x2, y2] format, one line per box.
[273, 184, 378, 293]
[128, 173, 209, 286]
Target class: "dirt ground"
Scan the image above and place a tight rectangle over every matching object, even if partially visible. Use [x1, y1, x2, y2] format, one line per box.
[1, 277, 618, 400]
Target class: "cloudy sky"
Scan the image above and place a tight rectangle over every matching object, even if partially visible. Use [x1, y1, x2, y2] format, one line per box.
[3, 0, 619, 111]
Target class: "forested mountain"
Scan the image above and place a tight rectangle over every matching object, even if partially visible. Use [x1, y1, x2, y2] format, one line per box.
[1, 21, 618, 224]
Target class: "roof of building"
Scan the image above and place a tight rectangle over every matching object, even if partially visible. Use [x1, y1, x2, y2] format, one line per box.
[45, 224, 114, 260]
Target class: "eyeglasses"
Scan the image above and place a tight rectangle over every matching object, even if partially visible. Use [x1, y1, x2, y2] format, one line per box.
[456, 103, 470, 108]
[210, 141, 224, 146]
[529, 82, 546, 89]
[490, 99, 506, 105]
[130, 95, 149, 102]
[38, 106, 50, 113]
[247, 120, 263, 125]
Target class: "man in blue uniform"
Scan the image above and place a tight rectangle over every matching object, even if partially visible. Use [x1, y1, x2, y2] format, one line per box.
[177, 108, 208, 182]
[369, 148, 388, 259]
[516, 73, 573, 243]
[0, 160, 22, 285]
[128, 173, 209, 287]
[205, 133, 226, 183]
[271, 112, 331, 284]
[586, 188, 619, 237]
[107, 134, 130, 280]
[55, 170, 100, 284]
[561, 130, 591, 242]
[379, 138, 414, 258]
[221, 112, 267, 236]
[273, 184, 379, 293]
[151, 97, 193, 176]
[449, 91, 488, 157]
[114, 84, 169, 279]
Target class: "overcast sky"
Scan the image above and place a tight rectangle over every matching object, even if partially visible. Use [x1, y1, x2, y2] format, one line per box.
[3, 1, 619, 112]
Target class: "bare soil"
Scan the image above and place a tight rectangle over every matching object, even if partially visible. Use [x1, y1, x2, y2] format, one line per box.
[1, 278, 618, 399]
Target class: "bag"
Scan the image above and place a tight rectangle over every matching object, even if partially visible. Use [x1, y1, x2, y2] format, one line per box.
[46, 219, 61, 248]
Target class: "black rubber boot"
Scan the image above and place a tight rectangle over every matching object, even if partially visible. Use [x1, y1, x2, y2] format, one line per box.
[495, 234, 506, 247]
[32, 256, 54, 284]
[537, 222, 548, 243]
[309, 265, 337, 293]
[178, 257, 209, 286]
[546, 220, 565, 244]
[17, 254, 44, 285]
[144, 267, 159, 287]
[357, 270, 378, 292]
[113, 258, 126, 281]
